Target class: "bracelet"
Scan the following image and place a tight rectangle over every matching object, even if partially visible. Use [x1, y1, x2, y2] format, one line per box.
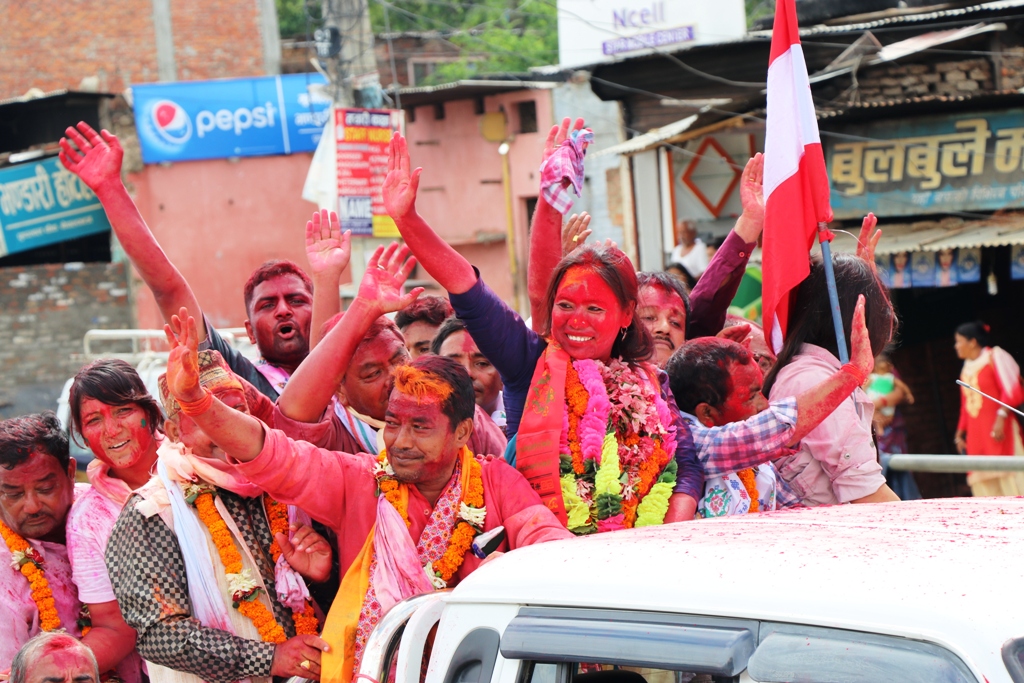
[178, 389, 214, 417]
[840, 363, 867, 386]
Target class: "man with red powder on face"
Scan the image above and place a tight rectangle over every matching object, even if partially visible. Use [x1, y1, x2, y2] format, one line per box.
[0, 414, 85, 671]
[395, 295, 453, 359]
[59, 123, 350, 401]
[432, 316, 507, 434]
[664, 295, 876, 517]
[160, 298, 572, 683]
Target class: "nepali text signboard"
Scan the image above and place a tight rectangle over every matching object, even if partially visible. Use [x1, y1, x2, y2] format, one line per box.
[335, 108, 404, 237]
[133, 74, 331, 163]
[0, 157, 112, 257]
[556, 0, 746, 68]
[827, 109, 1024, 219]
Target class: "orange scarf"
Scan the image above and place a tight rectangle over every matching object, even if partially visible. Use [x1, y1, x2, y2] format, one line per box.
[516, 344, 570, 525]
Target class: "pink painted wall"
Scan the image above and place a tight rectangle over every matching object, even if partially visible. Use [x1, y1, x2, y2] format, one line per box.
[126, 153, 332, 330]
[403, 89, 553, 307]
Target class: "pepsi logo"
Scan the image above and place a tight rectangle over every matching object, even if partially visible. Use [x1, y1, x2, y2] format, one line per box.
[150, 100, 193, 145]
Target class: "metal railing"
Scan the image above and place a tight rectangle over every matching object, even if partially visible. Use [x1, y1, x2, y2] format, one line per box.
[886, 454, 1024, 472]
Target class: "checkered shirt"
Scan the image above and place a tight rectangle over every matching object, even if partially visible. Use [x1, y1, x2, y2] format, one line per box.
[106, 489, 297, 682]
[683, 397, 803, 509]
[540, 129, 594, 215]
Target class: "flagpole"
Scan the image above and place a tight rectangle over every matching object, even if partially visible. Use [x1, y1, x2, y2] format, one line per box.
[817, 222, 849, 364]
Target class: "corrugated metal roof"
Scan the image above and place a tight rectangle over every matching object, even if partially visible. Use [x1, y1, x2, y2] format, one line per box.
[747, 0, 1024, 37]
[817, 90, 1024, 120]
[590, 115, 698, 157]
[390, 78, 558, 106]
[830, 213, 1024, 255]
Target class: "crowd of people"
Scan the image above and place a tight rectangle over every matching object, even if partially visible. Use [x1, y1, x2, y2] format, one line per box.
[0, 116, 1010, 682]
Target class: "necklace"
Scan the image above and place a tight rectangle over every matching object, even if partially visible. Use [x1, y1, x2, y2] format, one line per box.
[263, 497, 319, 635]
[374, 450, 485, 588]
[185, 483, 286, 643]
[0, 519, 61, 631]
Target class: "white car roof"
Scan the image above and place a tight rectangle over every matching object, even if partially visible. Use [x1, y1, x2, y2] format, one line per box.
[453, 498, 1024, 652]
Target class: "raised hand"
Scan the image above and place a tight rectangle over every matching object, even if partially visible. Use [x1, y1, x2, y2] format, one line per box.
[717, 323, 752, 344]
[848, 294, 874, 380]
[561, 212, 592, 255]
[543, 117, 586, 163]
[58, 122, 124, 193]
[305, 209, 351, 276]
[739, 153, 765, 225]
[357, 242, 425, 315]
[163, 307, 204, 404]
[276, 524, 333, 583]
[857, 213, 882, 273]
[382, 134, 422, 221]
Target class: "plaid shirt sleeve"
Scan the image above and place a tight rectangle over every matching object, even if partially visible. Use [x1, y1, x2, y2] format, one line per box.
[105, 497, 276, 683]
[687, 397, 799, 476]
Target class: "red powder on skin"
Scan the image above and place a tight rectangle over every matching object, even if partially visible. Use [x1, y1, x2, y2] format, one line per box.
[551, 267, 629, 361]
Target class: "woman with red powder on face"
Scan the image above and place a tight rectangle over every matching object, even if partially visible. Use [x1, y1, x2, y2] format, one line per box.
[382, 133, 703, 529]
[65, 359, 160, 683]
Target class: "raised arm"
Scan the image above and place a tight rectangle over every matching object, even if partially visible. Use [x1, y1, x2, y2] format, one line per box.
[382, 133, 477, 294]
[59, 122, 208, 340]
[528, 117, 585, 332]
[304, 209, 351, 348]
[277, 242, 422, 423]
[688, 154, 762, 338]
[164, 308, 268, 461]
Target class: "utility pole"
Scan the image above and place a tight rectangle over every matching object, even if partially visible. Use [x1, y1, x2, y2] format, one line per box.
[317, 0, 381, 107]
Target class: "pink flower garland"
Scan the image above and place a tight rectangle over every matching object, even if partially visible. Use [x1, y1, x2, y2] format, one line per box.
[574, 359, 611, 464]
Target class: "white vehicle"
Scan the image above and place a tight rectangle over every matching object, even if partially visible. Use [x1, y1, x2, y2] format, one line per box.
[355, 498, 1024, 683]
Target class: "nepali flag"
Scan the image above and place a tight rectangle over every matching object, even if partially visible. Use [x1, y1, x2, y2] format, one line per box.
[762, 0, 833, 353]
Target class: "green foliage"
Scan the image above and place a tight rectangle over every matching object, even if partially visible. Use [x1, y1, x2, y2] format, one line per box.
[277, 0, 322, 38]
[370, 0, 558, 82]
[746, 0, 774, 27]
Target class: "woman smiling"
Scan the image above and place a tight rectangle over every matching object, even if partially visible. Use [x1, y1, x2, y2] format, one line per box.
[382, 133, 703, 531]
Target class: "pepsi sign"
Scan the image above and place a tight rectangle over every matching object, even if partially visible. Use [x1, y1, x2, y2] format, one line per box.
[133, 73, 330, 163]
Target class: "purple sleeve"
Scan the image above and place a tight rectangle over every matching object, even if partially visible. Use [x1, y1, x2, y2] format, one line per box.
[449, 273, 546, 438]
[687, 230, 755, 338]
[658, 368, 704, 499]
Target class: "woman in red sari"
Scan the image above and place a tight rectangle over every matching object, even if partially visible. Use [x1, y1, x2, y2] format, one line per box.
[953, 321, 1024, 496]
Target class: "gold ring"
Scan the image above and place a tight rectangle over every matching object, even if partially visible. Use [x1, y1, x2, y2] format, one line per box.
[300, 660, 311, 670]
[572, 235, 580, 242]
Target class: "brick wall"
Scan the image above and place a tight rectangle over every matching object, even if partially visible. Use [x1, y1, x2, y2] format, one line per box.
[854, 58, 994, 102]
[0, 262, 131, 417]
[0, 0, 269, 99]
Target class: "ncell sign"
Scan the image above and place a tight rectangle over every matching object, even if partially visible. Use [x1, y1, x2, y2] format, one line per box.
[133, 74, 331, 163]
[556, 0, 746, 67]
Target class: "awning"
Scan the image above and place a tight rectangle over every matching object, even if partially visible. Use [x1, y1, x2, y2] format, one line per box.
[830, 214, 1024, 255]
[592, 114, 749, 158]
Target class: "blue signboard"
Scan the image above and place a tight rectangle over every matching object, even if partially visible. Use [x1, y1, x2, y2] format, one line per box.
[133, 73, 331, 163]
[827, 109, 1024, 219]
[0, 157, 111, 257]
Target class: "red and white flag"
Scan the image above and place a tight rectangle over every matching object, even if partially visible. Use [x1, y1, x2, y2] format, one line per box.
[762, 0, 833, 353]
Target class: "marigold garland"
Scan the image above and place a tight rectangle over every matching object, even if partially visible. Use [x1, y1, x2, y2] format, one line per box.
[564, 363, 588, 475]
[558, 359, 679, 535]
[374, 451, 485, 587]
[190, 489, 286, 643]
[263, 496, 320, 636]
[0, 519, 61, 632]
[736, 469, 760, 513]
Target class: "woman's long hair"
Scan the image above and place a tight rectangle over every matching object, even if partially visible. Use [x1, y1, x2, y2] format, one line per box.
[763, 253, 895, 395]
[542, 244, 654, 363]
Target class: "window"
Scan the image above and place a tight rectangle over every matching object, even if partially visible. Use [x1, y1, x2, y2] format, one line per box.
[518, 100, 538, 134]
[406, 107, 416, 123]
[475, 97, 486, 115]
[434, 103, 446, 120]
[443, 629, 501, 683]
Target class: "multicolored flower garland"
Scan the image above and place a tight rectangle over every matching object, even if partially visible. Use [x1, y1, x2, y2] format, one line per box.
[558, 358, 678, 535]
[263, 497, 320, 636]
[0, 519, 61, 631]
[185, 483, 286, 643]
[374, 451, 485, 588]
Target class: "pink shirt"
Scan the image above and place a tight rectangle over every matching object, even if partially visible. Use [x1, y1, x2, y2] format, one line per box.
[65, 480, 145, 683]
[769, 344, 885, 505]
[0, 488, 85, 668]
[234, 426, 571, 583]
